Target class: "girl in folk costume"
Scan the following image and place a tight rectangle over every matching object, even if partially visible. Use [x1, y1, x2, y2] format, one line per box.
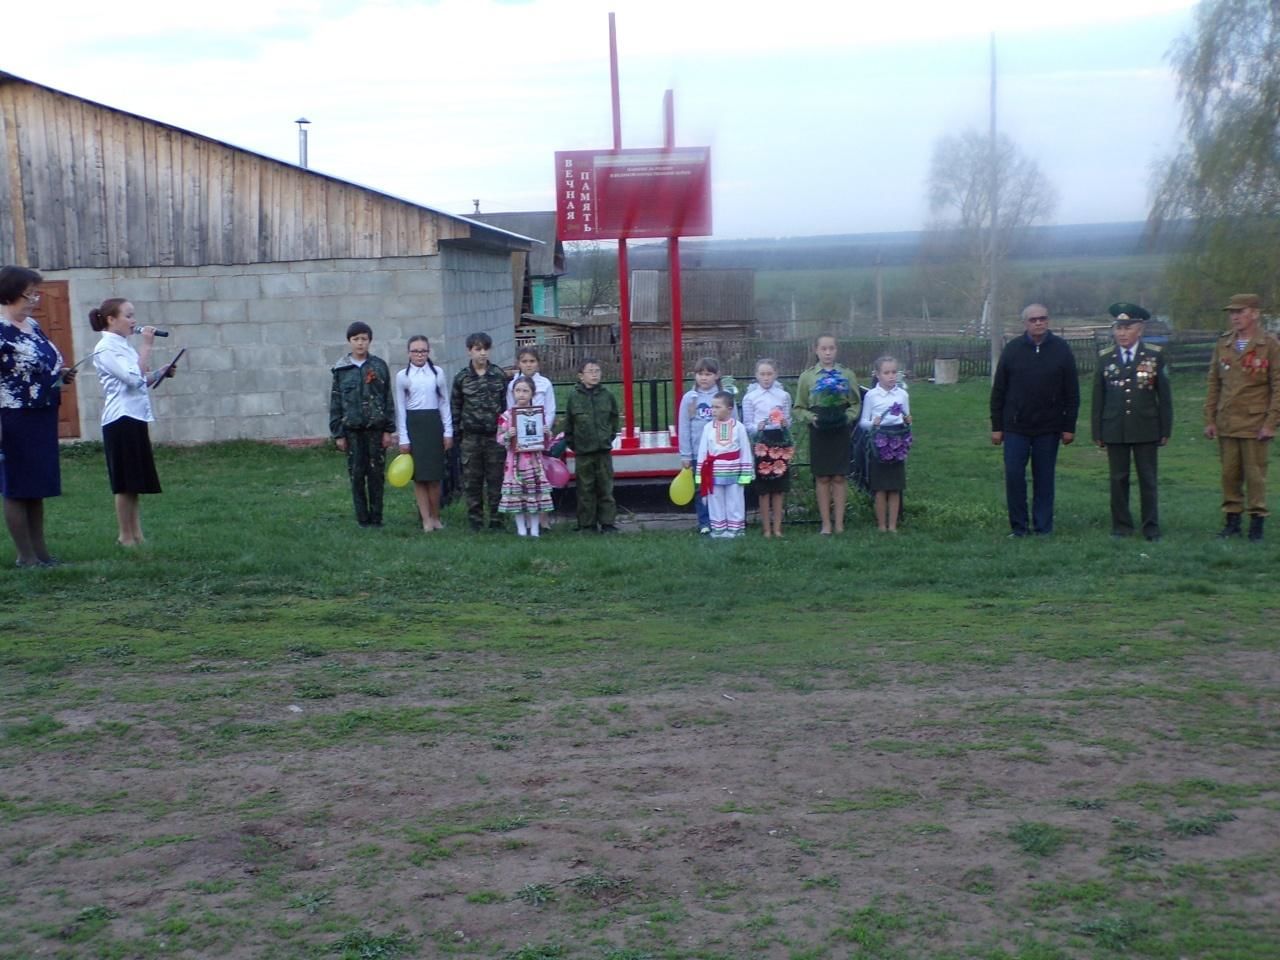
[395, 335, 453, 531]
[497, 375, 553, 536]
[742, 358, 795, 538]
[678, 356, 728, 534]
[858, 355, 913, 532]
[694, 391, 754, 538]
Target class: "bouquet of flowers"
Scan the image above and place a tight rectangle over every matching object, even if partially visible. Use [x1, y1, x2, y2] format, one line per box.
[873, 426, 913, 463]
[809, 368, 851, 429]
[753, 408, 795, 479]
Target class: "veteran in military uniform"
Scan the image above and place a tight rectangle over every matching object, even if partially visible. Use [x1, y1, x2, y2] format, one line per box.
[1091, 303, 1173, 540]
[1203, 293, 1280, 541]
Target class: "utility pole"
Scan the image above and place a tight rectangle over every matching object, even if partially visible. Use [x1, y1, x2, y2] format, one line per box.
[987, 33, 1001, 379]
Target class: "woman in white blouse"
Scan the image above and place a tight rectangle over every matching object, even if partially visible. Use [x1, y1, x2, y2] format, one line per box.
[394, 336, 453, 531]
[90, 299, 175, 546]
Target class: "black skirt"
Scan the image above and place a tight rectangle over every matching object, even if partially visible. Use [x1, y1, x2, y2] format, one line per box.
[808, 420, 851, 478]
[405, 409, 446, 482]
[102, 417, 162, 495]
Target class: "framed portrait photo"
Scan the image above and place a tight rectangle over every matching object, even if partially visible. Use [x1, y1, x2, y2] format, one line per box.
[515, 406, 545, 451]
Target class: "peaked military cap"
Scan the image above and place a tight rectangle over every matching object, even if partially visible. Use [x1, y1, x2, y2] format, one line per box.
[1108, 302, 1151, 324]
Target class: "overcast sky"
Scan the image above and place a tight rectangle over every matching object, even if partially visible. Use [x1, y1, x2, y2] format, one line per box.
[7, 0, 1196, 238]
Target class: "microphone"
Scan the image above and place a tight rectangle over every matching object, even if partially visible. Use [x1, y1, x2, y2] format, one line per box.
[132, 327, 170, 337]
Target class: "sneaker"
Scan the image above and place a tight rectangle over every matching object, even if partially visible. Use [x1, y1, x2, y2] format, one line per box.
[699, 526, 711, 535]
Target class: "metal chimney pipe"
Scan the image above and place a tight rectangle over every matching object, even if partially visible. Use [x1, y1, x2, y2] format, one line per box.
[295, 118, 311, 168]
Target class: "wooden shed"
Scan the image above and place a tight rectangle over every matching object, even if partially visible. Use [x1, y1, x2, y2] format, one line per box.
[467, 211, 564, 318]
[0, 70, 533, 443]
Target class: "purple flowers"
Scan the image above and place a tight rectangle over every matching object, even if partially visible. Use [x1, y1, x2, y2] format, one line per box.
[888, 402, 904, 417]
[873, 430, 913, 462]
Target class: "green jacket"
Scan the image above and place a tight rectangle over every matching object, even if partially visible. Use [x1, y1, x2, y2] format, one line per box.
[451, 363, 509, 436]
[329, 354, 393, 436]
[565, 383, 619, 454]
[1091, 342, 1173, 445]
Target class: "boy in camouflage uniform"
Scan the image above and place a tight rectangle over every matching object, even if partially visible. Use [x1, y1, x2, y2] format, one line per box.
[564, 358, 620, 532]
[329, 321, 395, 527]
[451, 332, 509, 530]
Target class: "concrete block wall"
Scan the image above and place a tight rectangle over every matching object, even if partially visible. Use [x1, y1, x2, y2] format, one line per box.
[439, 246, 518, 371]
[51, 250, 518, 444]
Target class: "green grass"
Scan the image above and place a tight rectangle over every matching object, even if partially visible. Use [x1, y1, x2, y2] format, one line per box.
[2, 373, 1278, 960]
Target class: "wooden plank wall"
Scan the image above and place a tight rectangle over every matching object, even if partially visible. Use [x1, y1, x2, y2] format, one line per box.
[0, 79, 465, 269]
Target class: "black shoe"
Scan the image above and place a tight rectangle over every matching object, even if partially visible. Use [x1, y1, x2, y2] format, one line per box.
[1248, 515, 1265, 542]
[1111, 530, 1132, 539]
[600, 524, 620, 534]
[488, 519, 505, 531]
[574, 525, 597, 533]
[1217, 513, 1243, 538]
[469, 519, 484, 532]
[1145, 533, 1162, 542]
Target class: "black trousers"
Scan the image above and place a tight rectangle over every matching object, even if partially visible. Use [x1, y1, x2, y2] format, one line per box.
[345, 428, 386, 525]
[1107, 441, 1160, 537]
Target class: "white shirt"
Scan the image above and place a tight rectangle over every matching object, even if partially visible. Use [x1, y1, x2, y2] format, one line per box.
[93, 332, 154, 426]
[394, 362, 453, 444]
[859, 383, 910, 428]
[741, 382, 792, 431]
[506, 372, 556, 430]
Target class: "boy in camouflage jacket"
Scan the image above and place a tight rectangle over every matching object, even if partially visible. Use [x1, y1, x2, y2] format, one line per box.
[451, 332, 509, 530]
[329, 321, 395, 526]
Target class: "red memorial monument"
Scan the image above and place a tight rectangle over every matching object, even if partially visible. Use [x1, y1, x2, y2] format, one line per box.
[555, 13, 712, 479]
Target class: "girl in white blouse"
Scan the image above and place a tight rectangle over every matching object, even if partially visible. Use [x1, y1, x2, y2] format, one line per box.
[505, 347, 556, 431]
[859, 356, 912, 532]
[394, 336, 453, 531]
[90, 299, 176, 546]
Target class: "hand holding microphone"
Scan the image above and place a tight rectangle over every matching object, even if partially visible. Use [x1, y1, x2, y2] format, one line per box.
[133, 326, 170, 337]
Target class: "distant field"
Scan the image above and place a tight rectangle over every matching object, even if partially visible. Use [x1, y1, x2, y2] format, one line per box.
[754, 254, 1174, 330]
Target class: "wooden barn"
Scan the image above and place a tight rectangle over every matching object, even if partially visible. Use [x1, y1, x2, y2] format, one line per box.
[0, 70, 533, 443]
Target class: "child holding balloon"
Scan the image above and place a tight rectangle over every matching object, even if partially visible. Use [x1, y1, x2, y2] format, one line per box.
[497, 375, 554, 536]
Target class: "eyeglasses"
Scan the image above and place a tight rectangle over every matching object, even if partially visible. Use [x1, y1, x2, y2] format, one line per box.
[22, 291, 41, 304]
[408, 349, 429, 354]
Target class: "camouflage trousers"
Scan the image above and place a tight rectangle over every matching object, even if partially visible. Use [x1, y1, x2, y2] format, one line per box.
[344, 428, 386, 525]
[460, 432, 505, 527]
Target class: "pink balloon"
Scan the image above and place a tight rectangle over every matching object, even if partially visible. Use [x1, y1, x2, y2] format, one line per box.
[543, 455, 571, 489]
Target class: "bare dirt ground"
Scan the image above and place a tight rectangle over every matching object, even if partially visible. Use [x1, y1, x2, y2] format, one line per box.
[3, 649, 1279, 958]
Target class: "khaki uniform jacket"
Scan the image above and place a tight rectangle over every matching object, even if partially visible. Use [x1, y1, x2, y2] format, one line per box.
[1203, 330, 1280, 437]
[1091, 342, 1173, 445]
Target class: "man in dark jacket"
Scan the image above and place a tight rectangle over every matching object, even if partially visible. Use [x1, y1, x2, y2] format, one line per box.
[990, 304, 1080, 537]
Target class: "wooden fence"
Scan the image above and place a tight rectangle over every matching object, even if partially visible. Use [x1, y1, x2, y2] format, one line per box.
[538, 333, 1219, 384]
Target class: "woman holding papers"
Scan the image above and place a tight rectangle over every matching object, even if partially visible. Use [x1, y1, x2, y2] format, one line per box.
[90, 298, 177, 547]
[0, 266, 78, 567]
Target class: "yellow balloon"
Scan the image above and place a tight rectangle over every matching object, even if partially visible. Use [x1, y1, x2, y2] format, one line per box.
[669, 467, 694, 506]
[387, 453, 414, 488]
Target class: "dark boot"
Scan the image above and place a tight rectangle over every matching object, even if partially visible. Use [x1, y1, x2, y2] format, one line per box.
[1217, 513, 1243, 538]
[1248, 515, 1265, 542]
